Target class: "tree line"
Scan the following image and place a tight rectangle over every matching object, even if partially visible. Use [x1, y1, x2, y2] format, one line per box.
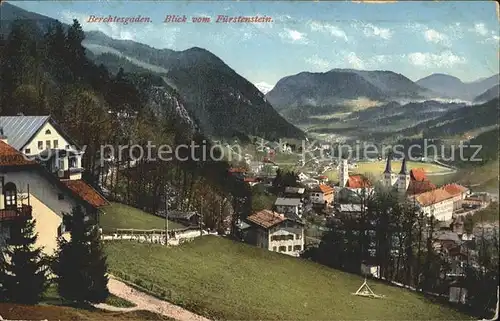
[0, 18, 253, 235]
[302, 185, 499, 318]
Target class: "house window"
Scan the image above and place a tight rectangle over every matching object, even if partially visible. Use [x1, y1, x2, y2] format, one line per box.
[279, 246, 286, 252]
[38, 141, 43, 150]
[46, 140, 51, 149]
[69, 157, 77, 168]
[272, 246, 277, 251]
[53, 140, 59, 148]
[294, 245, 302, 251]
[25, 148, 31, 154]
[45, 129, 51, 135]
[4, 182, 17, 209]
[288, 245, 292, 251]
[58, 193, 64, 200]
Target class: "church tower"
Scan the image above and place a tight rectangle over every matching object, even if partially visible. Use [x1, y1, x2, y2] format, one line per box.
[397, 157, 411, 193]
[383, 155, 397, 187]
[339, 159, 349, 187]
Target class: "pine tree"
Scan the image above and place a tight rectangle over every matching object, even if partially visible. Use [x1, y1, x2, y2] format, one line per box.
[53, 206, 109, 305]
[0, 218, 49, 304]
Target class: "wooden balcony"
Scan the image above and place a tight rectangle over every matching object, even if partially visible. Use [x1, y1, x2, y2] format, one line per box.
[0, 205, 33, 222]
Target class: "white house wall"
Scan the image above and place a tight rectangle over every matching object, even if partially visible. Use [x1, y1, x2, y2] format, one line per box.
[3, 171, 81, 254]
[268, 224, 304, 257]
[22, 122, 72, 156]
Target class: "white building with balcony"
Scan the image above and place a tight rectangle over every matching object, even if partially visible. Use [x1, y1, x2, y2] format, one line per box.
[0, 116, 85, 180]
[245, 209, 305, 257]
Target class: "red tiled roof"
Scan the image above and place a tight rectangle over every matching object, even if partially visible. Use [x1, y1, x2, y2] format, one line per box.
[0, 141, 36, 166]
[246, 209, 286, 229]
[61, 179, 109, 208]
[244, 177, 258, 182]
[317, 175, 328, 179]
[407, 180, 437, 195]
[414, 188, 454, 207]
[443, 184, 469, 196]
[410, 168, 428, 182]
[229, 167, 247, 173]
[314, 184, 334, 194]
[346, 175, 371, 188]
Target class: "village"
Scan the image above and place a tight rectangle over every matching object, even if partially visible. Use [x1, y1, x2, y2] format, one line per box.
[0, 114, 497, 313]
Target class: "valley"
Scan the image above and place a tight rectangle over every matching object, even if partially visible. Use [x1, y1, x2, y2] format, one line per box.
[0, 2, 498, 321]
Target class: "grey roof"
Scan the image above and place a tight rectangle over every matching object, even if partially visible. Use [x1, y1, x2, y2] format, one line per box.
[285, 187, 305, 194]
[339, 204, 363, 212]
[274, 198, 302, 206]
[168, 211, 199, 220]
[0, 116, 50, 150]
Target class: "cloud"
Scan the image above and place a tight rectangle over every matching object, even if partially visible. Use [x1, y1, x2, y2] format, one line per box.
[424, 29, 451, 47]
[305, 55, 331, 69]
[308, 21, 348, 41]
[407, 51, 466, 68]
[279, 28, 308, 44]
[473, 23, 489, 36]
[361, 23, 393, 40]
[346, 52, 365, 69]
[469, 23, 499, 44]
[406, 22, 456, 47]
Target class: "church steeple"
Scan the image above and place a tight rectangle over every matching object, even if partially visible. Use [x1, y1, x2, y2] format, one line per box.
[399, 157, 408, 174]
[384, 154, 392, 174]
[397, 157, 411, 193]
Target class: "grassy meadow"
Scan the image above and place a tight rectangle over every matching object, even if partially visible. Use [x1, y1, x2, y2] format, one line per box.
[99, 202, 185, 233]
[105, 236, 470, 321]
[324, 160, 451, 182]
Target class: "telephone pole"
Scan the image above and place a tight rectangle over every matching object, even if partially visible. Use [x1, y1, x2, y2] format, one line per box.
[199, 199, 203, 236]
[164, 185, 169, 244]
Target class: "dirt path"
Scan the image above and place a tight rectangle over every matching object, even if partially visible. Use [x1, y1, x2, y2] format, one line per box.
[97, 278, 211, 321]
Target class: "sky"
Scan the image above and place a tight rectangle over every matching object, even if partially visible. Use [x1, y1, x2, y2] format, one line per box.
[7, 1, 500, 88]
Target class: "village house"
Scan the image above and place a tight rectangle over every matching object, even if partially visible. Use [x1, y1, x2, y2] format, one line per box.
[274, 197, 303, 218]
[338, 159, 373, 194]
[0, 116, 85, 180]
[310, 184, 335, 207]
[167, 211, 201, 227]
[284, 186, 305, 200]
[0, 138, 108, 255]
[411, 188, 455, 221]
[244, 209, 305, 257]
[442, 184, 470, 211]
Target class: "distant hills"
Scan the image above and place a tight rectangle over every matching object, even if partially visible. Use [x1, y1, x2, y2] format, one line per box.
[83, 31, 304, 140]
[265, 69, 432, 110]
[473, 85, 500, 103]
[416, 73, 499, 101]
[1, 3, 304, 141]
[396, 98, 499, 139]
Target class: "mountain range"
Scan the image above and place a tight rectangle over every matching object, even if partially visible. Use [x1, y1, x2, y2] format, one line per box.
[1, 3, 498, 143]
[265, 69, 434, 110]
[1, 3, 304, 141]
[416, 73, 499, 101]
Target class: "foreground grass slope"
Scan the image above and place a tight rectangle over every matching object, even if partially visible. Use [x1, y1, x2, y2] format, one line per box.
[105, 237, 469, 320]
[0, 304, 173, 321]
[99, 202, 185, 233]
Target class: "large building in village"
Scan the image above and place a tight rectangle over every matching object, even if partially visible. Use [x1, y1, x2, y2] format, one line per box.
[0, 116, 108, 254]
[337, 156, 469, 221]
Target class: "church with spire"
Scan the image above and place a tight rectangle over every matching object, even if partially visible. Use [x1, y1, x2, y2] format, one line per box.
[382, 155, 411, 193]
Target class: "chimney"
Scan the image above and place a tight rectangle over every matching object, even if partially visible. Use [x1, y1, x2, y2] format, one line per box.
[0, 126, 7, 144]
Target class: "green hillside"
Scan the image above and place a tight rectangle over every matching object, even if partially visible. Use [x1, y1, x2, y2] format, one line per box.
[99, 202, 185, 233]
[105, 237, 470, 320]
